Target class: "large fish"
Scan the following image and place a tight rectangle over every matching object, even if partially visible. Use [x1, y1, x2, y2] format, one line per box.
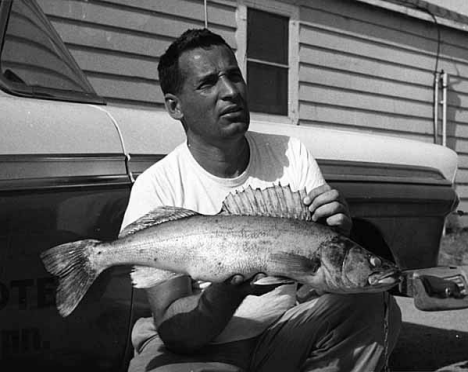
[41, 185, 401, 317]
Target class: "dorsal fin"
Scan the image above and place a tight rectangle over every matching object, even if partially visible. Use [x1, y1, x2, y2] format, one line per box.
[221, 184, 312, 221]
[119, 206, 199, 238]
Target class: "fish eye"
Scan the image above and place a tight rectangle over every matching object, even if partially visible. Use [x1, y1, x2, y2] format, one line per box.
[369, 256, 382, 268]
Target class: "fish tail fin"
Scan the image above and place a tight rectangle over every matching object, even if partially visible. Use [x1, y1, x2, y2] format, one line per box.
[40, 239, 103, 317]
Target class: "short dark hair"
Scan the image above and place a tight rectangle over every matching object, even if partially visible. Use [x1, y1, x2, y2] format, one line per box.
[158, 28, 234, 95]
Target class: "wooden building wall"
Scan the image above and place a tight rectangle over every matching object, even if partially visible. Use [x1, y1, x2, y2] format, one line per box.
[36, 0, 238, 108]
[296, 0, 468, 225]
[36, 0, 468, 225]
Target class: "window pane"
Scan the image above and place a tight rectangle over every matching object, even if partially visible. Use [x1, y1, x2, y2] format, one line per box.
[0, 0, 101, 102]
[247, 8, 288, 64]
[247, 61, 287, 115]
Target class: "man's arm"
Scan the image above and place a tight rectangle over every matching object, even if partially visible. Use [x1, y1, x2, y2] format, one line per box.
[303, 183, 352, 236]
[146, 273, 277, 354]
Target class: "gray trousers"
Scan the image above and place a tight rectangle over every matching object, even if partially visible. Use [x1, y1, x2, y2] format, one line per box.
[128, 292, 402, 372]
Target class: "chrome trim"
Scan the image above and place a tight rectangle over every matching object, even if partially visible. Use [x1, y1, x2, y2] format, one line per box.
[126, 154, 451, 186]
[0, 175, 131, 192]
[0, 154, 130, 191]
[127, 154, 165, 179]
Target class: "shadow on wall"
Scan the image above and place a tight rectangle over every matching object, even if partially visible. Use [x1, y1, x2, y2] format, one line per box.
[442, 70, 461, 153]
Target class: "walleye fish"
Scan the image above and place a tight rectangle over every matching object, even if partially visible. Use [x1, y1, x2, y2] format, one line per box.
[41, 185, 400, 317]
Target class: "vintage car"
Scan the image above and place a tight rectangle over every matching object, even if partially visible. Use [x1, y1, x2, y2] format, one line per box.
[0, 0, 462, 370]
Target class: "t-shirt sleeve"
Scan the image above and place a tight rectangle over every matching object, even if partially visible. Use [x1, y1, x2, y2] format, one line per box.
[120, 173, 165, 231]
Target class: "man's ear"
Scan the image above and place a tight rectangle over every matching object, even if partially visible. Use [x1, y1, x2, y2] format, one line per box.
[164, 94, 183, 120]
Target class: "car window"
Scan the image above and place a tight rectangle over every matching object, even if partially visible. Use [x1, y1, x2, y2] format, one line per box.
[0, 0, 104, 103]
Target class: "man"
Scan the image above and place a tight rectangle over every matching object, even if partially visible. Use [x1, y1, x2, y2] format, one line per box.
[122, 28, 401, 372]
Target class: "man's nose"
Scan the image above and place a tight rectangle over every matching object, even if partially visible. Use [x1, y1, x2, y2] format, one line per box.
[219, 76, 239, 99]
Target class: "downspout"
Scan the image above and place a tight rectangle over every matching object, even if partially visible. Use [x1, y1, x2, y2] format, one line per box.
[441, 70, 448, 147]
[441, 70, 449, 236]
[417, 6, 443, 146]
[433, 71, 439, 144]
[434, 70, 448, 147]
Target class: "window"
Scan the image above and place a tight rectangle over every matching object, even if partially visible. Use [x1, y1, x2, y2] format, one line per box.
[0, 0, 103, 103]
[246, 8, 289, 115]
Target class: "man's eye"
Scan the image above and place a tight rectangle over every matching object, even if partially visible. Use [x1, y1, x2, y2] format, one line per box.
[199, 78, 216, 89]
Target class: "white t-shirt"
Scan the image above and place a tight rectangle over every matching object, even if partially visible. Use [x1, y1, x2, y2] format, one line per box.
[122, 131, 326, 344]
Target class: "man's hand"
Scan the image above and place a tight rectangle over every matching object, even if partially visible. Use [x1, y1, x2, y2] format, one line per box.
[303, 183, 352, 236]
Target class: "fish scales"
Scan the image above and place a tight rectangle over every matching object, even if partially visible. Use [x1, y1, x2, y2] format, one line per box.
[96, 214, 328, 282]
[40, 185, 401, 317]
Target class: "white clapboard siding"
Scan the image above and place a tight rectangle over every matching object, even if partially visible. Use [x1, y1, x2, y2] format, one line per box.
[297, 0, 468, 214]
[298, 4, 438, 131]
[37, 0, 237, 107]
[51, 20, 169, 59]
[103, 0, 237, 30]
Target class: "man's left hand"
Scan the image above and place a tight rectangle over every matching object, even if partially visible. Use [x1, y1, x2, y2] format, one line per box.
[303, 184, 352, 236]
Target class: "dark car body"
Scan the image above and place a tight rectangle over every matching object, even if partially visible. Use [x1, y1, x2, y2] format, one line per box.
[0, 0, 459, 370]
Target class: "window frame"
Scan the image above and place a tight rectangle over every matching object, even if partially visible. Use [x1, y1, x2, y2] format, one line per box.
[236, 0, 299, 124]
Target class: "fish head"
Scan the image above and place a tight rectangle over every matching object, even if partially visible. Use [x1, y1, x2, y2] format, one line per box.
[316, 235, 401, 293]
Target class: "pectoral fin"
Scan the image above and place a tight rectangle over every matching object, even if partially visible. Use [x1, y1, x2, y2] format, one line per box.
[131, 266, 185, 288]
[270, 252, 321, 275]
[252, 276, 295, 286]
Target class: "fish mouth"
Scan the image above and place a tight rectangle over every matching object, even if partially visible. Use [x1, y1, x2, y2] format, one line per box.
[368, 269, 401, 287]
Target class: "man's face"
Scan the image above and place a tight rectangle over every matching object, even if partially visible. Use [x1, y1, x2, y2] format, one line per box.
[175, 45, 250, 144]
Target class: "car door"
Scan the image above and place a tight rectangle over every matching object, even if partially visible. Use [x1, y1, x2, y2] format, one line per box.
[0, 0, 134, 370]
